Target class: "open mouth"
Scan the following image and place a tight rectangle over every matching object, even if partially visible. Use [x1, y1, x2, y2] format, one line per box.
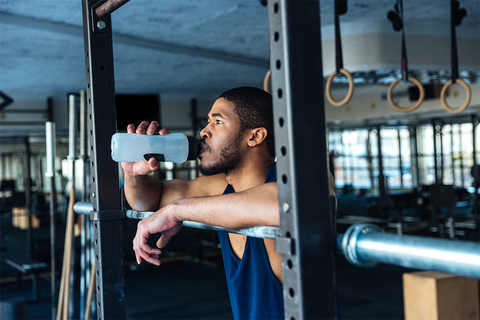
[198, 140, 210, 156]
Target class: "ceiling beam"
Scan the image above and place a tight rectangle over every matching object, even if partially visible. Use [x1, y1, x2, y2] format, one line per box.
[0, 11, 269, 68]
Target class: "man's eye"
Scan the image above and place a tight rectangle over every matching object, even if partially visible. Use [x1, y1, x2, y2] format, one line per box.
[216, 120, 223, 124]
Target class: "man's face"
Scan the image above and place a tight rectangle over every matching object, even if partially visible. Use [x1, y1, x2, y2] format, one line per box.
[198, 98, 244, 176]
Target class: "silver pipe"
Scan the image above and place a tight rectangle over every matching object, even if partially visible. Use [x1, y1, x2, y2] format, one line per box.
[341, 223, 480, 279]
[73, 202, 281, 239]
[45, 122, 56, 178]
[68, 94, 77, 163]
[45, 121, 57, 320]
[74, 202, 480, 279]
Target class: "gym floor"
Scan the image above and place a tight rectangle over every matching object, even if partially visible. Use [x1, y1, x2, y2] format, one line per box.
[0, 212, 477, 320]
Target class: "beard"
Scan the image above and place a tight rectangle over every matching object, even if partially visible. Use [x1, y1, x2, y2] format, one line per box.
[199, 133, 243, 176]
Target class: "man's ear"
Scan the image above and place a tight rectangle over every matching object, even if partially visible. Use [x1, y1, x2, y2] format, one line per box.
[247, 127, 268, 147]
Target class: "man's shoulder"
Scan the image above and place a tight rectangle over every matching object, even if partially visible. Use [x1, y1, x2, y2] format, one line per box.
[192, 173, 229, 196]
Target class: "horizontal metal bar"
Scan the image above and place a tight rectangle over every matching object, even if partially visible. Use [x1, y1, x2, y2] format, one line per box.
[341, 223, 480, 279]
[74, 202, 480, 279]
[74, 202, 281, 239]
[96, 0, 130, 17]
[0, 109, 47, 114]
[0, 122, 47, 125]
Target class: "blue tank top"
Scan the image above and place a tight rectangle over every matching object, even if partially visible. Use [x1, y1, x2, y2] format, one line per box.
[218, 162, 284, 320]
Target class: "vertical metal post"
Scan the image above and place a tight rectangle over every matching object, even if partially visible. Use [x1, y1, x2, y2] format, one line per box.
[0, 154, 4, 179]
[459, 124, 465, 187]
[450, 125, 456, 185]
[268, 1, 337, 319]
[46, 121, 57, 320]
[82, 1, 126, 319]
[191, 98, 200, 177]
[471, 116, 479, 221]
[440, 125, 444, 184]
[367, 129, 375, 189]
[68, 94, 77, 319]
[24, 136, 33, 258]
[79, 90, 88, 320]
[377, 127, 386, 197]
[409, 126, 419, 188]
[432, 120, 443, 185]
[397, 129, 403, 189]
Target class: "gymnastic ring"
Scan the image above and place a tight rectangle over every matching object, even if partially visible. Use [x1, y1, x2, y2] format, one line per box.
[387, 77, 424, 113]
[440, 79, 471, 114]
[326, 68, 354, 107]
[263, 70, 271, 93]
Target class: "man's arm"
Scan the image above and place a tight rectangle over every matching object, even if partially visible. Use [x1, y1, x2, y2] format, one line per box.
[132, 182, 279, 265]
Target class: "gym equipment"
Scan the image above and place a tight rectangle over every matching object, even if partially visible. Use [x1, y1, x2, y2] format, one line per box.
[45, 120, 58, 319]
[263, 69, 271, 93]
[74, 202, 480, 280]
[56, 187, 76, 320]
[386, 0, 424, 112]
[325, 0, 354, 107]
[0, 91, 14, 111]
[440, 0, 471, 114]
[4, 259, 48, 302]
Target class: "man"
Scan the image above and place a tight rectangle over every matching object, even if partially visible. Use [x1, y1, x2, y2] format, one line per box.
[124, 86, 334, 319]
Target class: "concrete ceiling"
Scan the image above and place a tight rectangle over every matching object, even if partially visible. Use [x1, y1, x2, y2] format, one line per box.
[0, 0, 479, 144]
[1, 0, 478, 97]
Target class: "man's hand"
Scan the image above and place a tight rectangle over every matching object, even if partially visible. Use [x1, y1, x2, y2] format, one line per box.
[120, 121, 170, 176]
[132, 202, 183, 266]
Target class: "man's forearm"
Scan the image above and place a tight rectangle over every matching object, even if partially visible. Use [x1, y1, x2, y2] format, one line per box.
[171, 182, 280, 229]
[124, 173, 163, 211]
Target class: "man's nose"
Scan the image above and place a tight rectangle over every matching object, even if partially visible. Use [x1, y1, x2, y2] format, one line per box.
[199, 125, 211, 139]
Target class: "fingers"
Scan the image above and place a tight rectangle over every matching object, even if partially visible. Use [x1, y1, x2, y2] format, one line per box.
[136, 121, 159, 135]
[133, 225, 162, 266]
[148, 157, 160, 171]
[127, 124, 135, 133]
[159, 127, 170, 136]
[156, 234, 172, 249]
[127, 121, 169, 137]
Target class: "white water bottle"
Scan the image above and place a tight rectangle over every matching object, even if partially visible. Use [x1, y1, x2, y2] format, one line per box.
[111, 133, 198, 163]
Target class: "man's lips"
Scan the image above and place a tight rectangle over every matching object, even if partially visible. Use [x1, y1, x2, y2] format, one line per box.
[198, 140, 210, 156]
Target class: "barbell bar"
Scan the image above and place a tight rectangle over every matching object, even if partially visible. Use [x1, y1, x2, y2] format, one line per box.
[74, 202, 480, 279]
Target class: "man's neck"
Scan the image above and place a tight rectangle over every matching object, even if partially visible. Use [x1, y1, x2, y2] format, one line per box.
[225, 157, 275, 192]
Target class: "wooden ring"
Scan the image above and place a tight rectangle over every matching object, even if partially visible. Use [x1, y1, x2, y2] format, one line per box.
[440, 79, 471, 114]
[326, 68, 354, 107]
[387, 77, 424, 112]
[263, 70, 271, 93]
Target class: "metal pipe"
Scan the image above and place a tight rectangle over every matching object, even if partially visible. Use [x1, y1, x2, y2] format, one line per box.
[450, 125, 456, 185]
[73, 202, 281, 239]
[79, 90, 87, 320]
[432, 121, 440, 184]
[74, 202, 480, 280]
[45, 121, 57, 320]
[409, 126, 419, 188]
[397, 129, 403, 189]
[95, 0, 130, 17]
[341, 223, 480, 279]
[376, 127, 386, 196]
[459, 124, 465, 187]
[24, 136, 33, 258]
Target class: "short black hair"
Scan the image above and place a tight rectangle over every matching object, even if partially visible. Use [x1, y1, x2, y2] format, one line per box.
[218, 87, 275, 158]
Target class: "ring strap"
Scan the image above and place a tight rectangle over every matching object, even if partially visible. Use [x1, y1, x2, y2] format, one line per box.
[450, 0, 459, 83]
[334, 0, 345, 73]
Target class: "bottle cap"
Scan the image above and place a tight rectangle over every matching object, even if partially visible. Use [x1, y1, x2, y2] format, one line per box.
[187, 136, 198, 160]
